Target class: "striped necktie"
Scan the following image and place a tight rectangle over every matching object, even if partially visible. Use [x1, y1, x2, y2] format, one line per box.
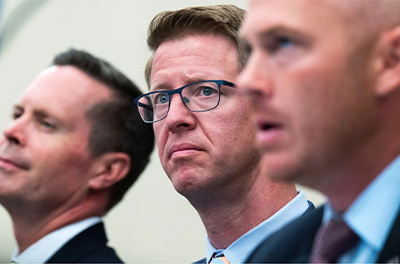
[210, 253, 230, 264]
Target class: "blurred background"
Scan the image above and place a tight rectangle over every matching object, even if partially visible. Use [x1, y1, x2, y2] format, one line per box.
[0, 0, 325, 262]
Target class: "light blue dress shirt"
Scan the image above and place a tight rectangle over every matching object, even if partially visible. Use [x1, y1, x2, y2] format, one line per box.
[206, 191, 310, 264]
[11, 217, 101, 264]
[322, 154, 400, 263]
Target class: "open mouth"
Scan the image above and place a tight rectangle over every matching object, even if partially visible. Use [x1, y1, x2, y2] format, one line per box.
[259, 122, 282, 131]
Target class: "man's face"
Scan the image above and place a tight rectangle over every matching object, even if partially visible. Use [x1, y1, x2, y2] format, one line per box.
[151, 34, 261, 198]
[0, 66, 113, 214]
[237, 0, 379, 189]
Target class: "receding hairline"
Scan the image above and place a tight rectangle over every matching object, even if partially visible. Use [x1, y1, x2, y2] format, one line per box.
[329, 0, 400, 31]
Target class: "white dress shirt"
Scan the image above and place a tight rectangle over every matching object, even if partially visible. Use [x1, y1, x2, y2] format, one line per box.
[11, 217, 101, 264]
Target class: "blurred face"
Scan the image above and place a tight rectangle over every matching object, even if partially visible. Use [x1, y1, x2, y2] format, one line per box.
[237, 0, 379, 189]
[0, 66, 112, 214]
[151, 34, 261, 197]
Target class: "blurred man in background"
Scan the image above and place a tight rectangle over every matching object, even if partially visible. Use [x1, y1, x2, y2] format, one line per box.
[238, 0, 400, 262]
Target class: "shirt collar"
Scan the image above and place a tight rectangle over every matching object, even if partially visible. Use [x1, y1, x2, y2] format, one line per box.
[11, 217, 101, 263]
[206, 191, 309, 264]
[323, 154, 400, 251]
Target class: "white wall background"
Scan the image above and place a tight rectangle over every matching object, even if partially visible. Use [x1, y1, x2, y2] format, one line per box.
[0, 1, 325, 262]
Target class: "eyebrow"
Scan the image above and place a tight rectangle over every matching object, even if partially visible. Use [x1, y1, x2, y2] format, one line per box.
[13, 105, 24, 113]
[150, 77, 209, 92]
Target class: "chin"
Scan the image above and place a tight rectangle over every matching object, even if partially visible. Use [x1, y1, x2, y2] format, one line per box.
[172, 177, 199, 196]
[260, 154, 305, 184]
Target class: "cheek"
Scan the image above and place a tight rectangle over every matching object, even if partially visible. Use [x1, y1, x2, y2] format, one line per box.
[153, 124, 166, 160]
[34, 141, 94, 183]
[212, 107, 257, 147]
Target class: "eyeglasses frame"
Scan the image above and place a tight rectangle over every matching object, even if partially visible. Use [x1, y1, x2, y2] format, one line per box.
[134, 80, 235, 123]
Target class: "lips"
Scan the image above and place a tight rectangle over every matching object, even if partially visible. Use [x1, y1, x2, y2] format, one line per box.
[169, 143, 203, 158]
[0, 157, 30, 171]
[254, 118, 285, 147]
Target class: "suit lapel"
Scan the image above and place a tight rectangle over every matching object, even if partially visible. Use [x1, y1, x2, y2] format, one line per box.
[377, 209, 400, 263]
[46, 222, 108, 263]
[290, 206, 324, 262]
[246, 205, 323, 263]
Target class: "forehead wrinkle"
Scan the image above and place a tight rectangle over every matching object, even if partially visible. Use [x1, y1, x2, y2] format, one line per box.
[150, 74, 211, 92]
[150, 36, 238, 90]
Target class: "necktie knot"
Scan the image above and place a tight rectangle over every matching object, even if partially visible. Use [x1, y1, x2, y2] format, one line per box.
[210, 253, 230, 264]
[310, 219, 359, 263]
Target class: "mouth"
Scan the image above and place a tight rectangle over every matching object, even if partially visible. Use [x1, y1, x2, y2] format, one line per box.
[169, 143, 203, 158]
[258, 121, 282, 131]
[255, 120, 284, 146]
[0, 157, 30, 171]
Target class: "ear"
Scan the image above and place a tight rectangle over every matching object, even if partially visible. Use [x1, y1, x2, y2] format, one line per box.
[89, 153, 131, 190]
[375, 26, 400, 97]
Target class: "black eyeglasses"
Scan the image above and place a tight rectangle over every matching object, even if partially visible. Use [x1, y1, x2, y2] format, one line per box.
[134, 80, 235, 123]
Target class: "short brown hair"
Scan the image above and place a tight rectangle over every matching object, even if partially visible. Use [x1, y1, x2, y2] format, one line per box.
[53, 48, 154, 211]
[145, 4, 246, 87]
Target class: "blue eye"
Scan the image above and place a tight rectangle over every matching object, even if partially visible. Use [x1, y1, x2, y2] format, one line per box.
[279, 37, 293, 47]
[202, 87, 215, 96]
[154, 93, 169, 104]
[264, 36, 295, 54]
[159, 95, 168, 103]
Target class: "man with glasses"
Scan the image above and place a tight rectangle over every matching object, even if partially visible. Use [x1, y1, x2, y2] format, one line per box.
[135, 5, 314, 263]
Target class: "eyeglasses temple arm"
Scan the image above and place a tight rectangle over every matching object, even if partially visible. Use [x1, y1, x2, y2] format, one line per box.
[138, 102, 153, 112]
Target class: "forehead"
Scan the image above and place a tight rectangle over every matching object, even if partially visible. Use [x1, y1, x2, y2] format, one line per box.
[20, 66, 113, 117]
[150, 34, 239, 89]
[242, 0, 353, 39]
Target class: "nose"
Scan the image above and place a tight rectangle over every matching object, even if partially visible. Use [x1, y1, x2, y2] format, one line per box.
[3, 117, 26, 146]
[165, 93, 196, 133]
[236, 51, 273, 105]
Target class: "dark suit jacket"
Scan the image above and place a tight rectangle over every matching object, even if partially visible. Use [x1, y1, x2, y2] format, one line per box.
[193, 201, 316, 264]
[46, 222, 123, 263]
[246, 205, 400, 263]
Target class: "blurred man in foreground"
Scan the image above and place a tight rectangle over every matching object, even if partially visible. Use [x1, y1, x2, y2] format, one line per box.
[0, 49, 154, 263]
[238, 0, 400, 262]
[135, 5, 314, 263]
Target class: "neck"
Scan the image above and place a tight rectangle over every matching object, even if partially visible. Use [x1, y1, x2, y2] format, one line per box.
[316, 104, 400, 213]
[320, 144, 400, 214]
[194, 170, 297, 249]
[7, 191, 107, 253]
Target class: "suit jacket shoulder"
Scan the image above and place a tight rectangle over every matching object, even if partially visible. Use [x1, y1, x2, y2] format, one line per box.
[46, 222, 123, 263]
[247, 202, 400, 263]
[246, 206, 323, 263]
[378, 208, 400, 263]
